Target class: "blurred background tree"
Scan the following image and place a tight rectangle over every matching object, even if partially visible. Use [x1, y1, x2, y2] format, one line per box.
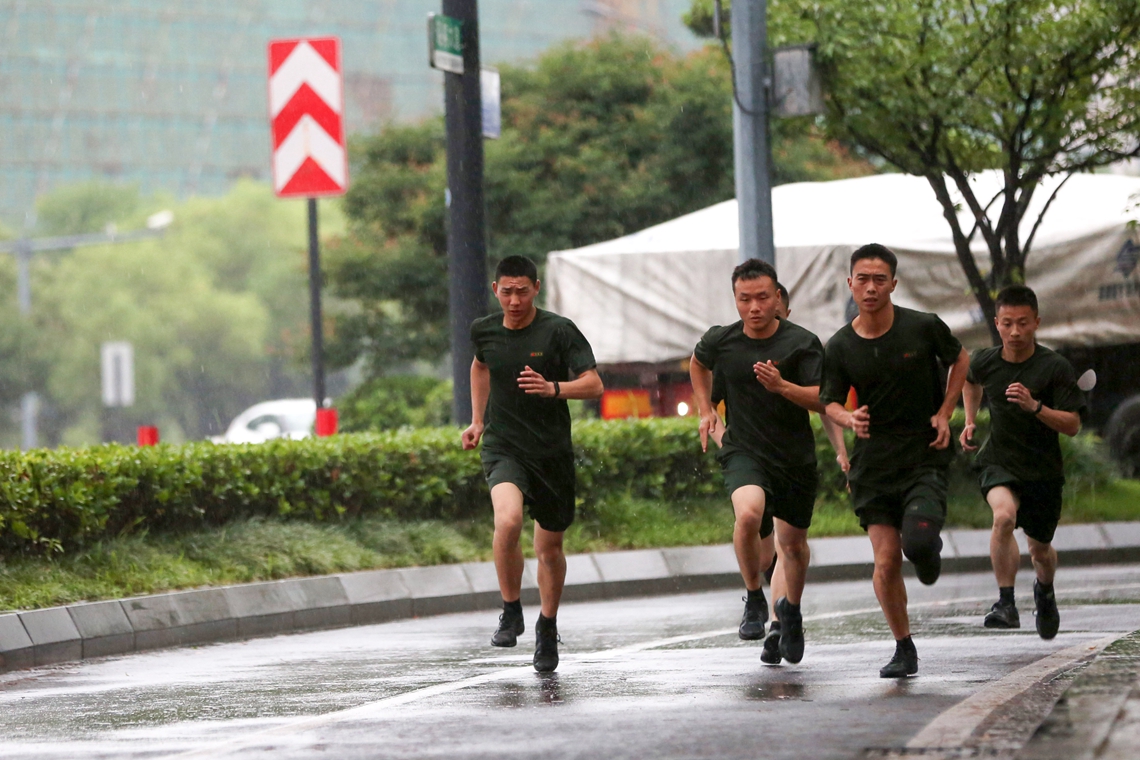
[328, 32, 873, 387]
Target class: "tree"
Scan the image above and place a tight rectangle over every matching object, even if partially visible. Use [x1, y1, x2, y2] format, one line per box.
[330, 33, 872, 376]
[23, 181, 333, 445]
[689, 0, 1140, 341]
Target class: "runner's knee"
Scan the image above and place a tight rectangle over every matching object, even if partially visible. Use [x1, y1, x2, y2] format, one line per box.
[991, 510, 1016, 535]
[901, 510, 942, 565]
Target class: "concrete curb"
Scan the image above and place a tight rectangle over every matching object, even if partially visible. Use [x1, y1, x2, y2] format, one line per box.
[3, 521, 1140, 675]
[1016, 629, 1140, 759]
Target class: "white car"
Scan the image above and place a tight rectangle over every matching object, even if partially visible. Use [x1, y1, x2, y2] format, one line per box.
[216, 399, 317, 444]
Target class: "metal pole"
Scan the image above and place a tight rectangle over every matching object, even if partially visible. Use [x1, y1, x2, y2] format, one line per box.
[732, 0, 775, 265]
[443, 0, 487, 426]
[307, 198, 325, 408]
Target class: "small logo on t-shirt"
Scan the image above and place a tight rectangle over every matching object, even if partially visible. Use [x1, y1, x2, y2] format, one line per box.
[903, 351, 918, 359]
[530, 352, 543, 357]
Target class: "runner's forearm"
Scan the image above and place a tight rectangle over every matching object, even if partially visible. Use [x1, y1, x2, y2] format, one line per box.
[470, 359, 490, 425]
[825, 401, 853, 430]
[938, 348, 970, 419]
[821, 415, 848, 458]
[1035, 406, 1081, 437]
[963, 381, 983, 426]
[690, 355, 715, 415]
[556, 369, 604, 400]
[779, 383, 825, 414]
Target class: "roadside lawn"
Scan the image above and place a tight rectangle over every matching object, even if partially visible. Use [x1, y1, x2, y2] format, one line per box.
[1, 480, 1136, 612]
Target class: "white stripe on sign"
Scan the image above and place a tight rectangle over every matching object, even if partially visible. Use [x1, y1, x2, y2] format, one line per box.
[269, 41, 342, 117]
[272, 115, 347, 192]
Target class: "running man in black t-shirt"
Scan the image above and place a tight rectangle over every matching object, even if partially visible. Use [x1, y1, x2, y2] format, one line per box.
[690, 259, 828, 665]
[820, 244, 969, 678]
[959, 285, 1085, 640]
[462, 255, 604, 673]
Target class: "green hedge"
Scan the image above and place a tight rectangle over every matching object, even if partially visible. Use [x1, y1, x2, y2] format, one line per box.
[0, 414, 1115, 556]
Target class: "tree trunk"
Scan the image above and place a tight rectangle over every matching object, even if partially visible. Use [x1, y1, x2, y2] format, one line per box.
[925, 176, 1002, 344]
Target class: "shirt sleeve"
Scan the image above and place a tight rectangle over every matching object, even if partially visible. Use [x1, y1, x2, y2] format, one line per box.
[818, 338, 851, 407]
[693, 326, 721, 371]
[966, 349, 983, 385]
[470, 321, 485, 363]
[559, 320, 597, 376]
[1050, 357, 1088, 418]
[795, 335, 824, 387]
[929, 314, 963, 366]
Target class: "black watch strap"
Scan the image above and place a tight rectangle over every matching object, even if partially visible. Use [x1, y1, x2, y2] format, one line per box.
[1034, 399, 1044, 414]
[553, 381, 561, 398]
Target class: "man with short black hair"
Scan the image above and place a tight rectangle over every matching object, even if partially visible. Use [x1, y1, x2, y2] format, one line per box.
[462, 255, 604, 673]
[821, 243, 969, 678]
[691, 259, 827, 665]
[960, 284, 1085, 639]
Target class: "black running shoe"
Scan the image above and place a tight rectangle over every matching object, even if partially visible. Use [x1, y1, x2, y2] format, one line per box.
[775, 597, 805, 664]
[879, 640, 919, 678]
[983, 598, 1020, 629]
[738, 592, 768, 640]
[491, 608, 525, 647]
[534, 616, 560, 673]
[1034, 581, 1060, 640]
[761, 622, 782, 665]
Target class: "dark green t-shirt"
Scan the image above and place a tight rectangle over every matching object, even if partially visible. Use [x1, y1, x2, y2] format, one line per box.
[967, 344, 1086, 481]
[819, 305, 963, 483]
[471, 308, 597, 459]
[694, 318, 823, 470]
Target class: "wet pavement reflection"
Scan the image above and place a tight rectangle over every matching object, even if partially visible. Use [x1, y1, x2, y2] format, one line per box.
[1, 565, 1139, 759]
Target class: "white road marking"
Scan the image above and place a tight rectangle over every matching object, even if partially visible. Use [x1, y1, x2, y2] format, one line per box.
[151, 580, 1140, 757]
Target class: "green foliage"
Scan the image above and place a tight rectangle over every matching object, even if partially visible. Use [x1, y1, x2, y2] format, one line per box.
[22, 180, 341, 445]
[337, 376, 452, 432]
[35, 182, 144, 236]
[739, 0, 1140, 337]
[329, 33, 873, 375]
[0, 415, 1116, 558]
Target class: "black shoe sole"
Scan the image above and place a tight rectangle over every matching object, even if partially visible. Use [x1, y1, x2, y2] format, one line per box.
[983, 615, 1020, 629]
[879, 663, 918, 678]
[760, 630, 782, 665]
[491, 619, 525, 647]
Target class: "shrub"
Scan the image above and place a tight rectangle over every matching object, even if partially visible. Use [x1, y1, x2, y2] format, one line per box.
[0, 414, 1115, 556]
[337, 376, 452, 432]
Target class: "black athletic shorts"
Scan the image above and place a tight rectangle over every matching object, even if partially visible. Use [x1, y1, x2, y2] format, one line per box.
[481, 450, 576, 532]
[978, 465, 1064, 544]
[850, 468, 948, 532]
[716, 447, 818, 537]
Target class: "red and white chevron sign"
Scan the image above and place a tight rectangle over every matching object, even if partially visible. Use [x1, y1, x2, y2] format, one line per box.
[268, 37, 348, 198]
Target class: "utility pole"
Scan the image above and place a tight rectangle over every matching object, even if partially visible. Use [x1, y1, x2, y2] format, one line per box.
[731, 0, 775, 265]
[14, 238, 37, 449]
[307, 198, 325, 409]
[442, 0, 487, 426]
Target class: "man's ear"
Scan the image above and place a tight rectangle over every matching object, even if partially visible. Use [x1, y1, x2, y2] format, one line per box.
[533, 279, 541, 294]
[492, 281, 499, 295]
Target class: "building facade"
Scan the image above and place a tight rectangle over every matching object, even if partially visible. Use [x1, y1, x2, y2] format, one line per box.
[0, 0, 696, 225]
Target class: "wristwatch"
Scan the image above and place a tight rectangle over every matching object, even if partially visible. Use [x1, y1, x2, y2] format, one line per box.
[553, 381, 561, 398]
[1034, 399, 1043, 414]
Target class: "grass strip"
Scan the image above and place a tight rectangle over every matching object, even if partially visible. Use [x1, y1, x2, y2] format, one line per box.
[1, 482, 1135, 612]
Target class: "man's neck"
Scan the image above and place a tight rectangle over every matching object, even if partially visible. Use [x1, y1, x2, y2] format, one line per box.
[853, 302, 895, 339]
[502, 307, 538, 331]
[742, 318, 779, 340]
[1001, 342, 1036, 363]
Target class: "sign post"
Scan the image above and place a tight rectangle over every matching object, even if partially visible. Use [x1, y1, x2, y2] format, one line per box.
[268, 37, 348, 434]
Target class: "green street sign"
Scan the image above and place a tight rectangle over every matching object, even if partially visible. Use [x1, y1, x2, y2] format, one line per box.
[428, 13, 463, 74]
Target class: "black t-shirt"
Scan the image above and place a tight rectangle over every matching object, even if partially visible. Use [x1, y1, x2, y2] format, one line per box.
[694, 319, 823, 470]
[819, 306, 963, 483]
[471, 308, 597, 459]
[967, 344, 1086, 481]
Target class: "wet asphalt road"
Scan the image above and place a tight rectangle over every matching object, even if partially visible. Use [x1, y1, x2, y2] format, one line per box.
[3, 565, 1140, 759]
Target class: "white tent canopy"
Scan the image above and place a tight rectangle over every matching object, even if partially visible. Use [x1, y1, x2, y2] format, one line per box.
[546, 172, 1140, 365]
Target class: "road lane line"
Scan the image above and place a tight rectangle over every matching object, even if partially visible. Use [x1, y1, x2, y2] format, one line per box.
[905, 634, 1121, 750]
[168, 582, 1140, 758]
